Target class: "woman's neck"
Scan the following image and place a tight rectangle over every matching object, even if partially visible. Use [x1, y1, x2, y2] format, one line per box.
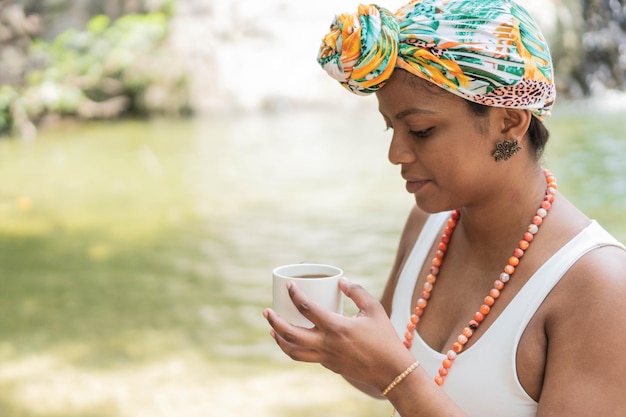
[454, 164, 549, 264]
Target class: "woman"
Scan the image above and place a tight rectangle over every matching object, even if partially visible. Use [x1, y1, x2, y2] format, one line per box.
[263, 1, 626, 416]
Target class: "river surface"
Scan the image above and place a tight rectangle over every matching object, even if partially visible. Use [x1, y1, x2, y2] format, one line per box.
[0, 102, 624, 416]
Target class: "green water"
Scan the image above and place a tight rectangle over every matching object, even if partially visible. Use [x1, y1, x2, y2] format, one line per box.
[0, 105, 624, 416]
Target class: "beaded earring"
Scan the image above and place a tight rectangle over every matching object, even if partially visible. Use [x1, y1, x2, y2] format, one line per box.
[492, 139, 522, 162]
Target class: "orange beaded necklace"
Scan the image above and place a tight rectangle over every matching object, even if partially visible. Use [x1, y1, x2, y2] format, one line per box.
[402, 168, 557, 386]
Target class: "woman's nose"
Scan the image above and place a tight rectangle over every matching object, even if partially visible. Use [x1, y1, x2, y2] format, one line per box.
[388, 134, 416, 165]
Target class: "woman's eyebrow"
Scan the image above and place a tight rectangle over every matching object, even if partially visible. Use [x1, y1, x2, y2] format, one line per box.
[395, 107, 436, 119]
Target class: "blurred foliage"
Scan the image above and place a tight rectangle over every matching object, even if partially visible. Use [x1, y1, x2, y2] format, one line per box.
[578, 0, 626, 94]
[0, 85, 18, 133]
[0, 11, 189, 138]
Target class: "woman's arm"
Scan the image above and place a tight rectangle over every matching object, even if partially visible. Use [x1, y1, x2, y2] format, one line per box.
[534, 245, 626, 417]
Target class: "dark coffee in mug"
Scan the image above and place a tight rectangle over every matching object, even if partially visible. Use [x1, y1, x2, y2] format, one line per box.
[273, 263, 343, 327]
[292, 274, 333, 278]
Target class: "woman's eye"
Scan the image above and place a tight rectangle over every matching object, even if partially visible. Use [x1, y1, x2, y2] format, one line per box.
[410, 128, 433, 138]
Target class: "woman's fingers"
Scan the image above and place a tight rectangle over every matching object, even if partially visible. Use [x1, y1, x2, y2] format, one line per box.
[264, 280, 348, 363]
[263, 308, 322, 362]
[285, 281, 339, 328]
[339, 278, 385, 318]
[264, 279, 409, 385]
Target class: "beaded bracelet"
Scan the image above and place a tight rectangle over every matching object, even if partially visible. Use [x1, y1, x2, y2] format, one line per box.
[381, 360, 420, 396]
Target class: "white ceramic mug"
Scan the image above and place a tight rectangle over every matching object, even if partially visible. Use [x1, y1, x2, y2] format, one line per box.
[272, 263, 343, 328]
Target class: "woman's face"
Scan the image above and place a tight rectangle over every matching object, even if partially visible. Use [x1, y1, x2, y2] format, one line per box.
[376, 70, 502, 213]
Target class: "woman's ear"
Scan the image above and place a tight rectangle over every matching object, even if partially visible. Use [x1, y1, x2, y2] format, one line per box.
[499, 108, 532, 141]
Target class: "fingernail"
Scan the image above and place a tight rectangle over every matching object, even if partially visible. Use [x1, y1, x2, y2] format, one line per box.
[262, 309, 269, 319]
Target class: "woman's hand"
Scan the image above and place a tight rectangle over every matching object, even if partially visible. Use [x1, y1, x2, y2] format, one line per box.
[263, 278, 416, 391]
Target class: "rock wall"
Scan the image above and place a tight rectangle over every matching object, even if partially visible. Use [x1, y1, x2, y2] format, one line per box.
[0, 2, 41, 85]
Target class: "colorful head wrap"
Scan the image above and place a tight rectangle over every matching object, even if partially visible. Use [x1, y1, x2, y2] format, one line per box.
[317, 0, 556, 119]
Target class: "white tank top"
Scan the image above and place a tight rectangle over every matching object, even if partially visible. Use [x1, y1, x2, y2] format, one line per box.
[390, 211, 626, 417]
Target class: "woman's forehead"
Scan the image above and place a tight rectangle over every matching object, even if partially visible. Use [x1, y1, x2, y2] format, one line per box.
[377, 71, 463, 115]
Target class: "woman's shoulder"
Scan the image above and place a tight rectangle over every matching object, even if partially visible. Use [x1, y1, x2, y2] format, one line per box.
[543, 215, 626, 321]
[563, 233, 626, 288]
[549, 195, 626, 281]
[531, 193, 626, 312]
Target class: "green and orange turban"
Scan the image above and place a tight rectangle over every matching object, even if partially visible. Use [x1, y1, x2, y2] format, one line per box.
[317, 0, 556, 119]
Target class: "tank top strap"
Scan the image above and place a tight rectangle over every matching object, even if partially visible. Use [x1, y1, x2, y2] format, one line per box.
[390, 210, 450, 326]
[507, 219, 626, 337]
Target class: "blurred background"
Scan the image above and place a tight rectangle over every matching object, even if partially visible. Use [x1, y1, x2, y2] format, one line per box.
[0, 0, 624, 416]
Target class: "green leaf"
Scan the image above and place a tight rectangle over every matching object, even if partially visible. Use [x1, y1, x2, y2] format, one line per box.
[87, 14, 111, 35]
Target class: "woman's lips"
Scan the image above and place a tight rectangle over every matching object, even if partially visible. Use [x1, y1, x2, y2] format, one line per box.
[405, 179, 429, 193]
